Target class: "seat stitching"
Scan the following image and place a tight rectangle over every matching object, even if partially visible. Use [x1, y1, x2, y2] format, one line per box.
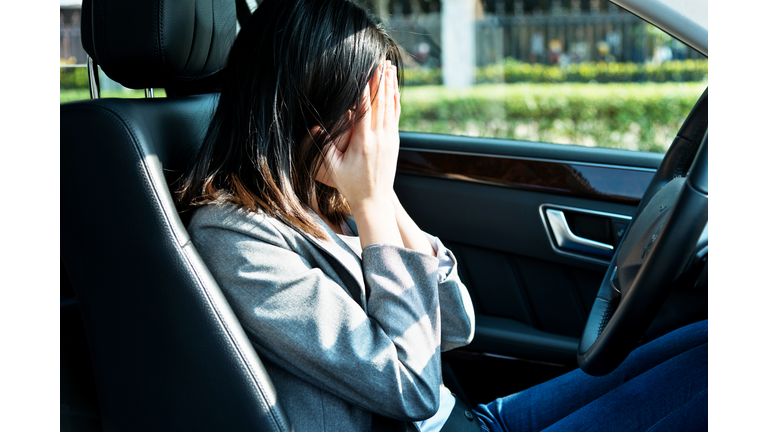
[62, 102, 291, 431]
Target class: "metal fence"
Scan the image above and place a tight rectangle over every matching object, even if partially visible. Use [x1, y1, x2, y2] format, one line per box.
[60, 8, 87, 65]
[60, 4, 704, 69]
[387, 5, 703, 68]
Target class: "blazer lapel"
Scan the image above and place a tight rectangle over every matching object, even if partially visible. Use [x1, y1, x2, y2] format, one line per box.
[345, 216, 359, 235]
[297, 215, 367, 309]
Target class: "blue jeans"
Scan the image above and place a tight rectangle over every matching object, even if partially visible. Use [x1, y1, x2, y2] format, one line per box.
[473, 320, 708, 432]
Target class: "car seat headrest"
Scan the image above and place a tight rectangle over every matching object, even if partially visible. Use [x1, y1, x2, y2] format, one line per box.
[81, 0, 237, 90]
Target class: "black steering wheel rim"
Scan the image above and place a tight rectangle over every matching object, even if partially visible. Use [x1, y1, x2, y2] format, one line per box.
[576, 89, 708, 376]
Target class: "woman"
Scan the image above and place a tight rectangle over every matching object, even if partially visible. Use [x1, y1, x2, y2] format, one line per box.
[178, 0, 707, 431]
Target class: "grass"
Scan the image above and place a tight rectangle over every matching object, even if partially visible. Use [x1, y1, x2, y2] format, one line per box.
[399, 81, 707, 152]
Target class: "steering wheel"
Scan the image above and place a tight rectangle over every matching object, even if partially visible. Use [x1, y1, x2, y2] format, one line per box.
[577, 89, 709, 376]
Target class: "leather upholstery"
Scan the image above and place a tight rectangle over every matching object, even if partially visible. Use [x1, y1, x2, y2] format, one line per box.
[81, 0, 236, 89]
[62, 1, 293, 430]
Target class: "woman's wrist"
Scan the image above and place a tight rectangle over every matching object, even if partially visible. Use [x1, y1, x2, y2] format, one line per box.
[389, 191, 437, 257]
[350, 198, 403, 249]
[348, 196, 393, 217]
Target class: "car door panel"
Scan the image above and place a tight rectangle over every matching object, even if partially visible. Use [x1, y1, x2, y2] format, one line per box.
[394, 132, 664, 367]
[395, 173, 640, 271]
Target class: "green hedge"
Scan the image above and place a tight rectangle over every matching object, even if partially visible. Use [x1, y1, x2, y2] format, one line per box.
[60, 88, 168, 103]
[404, 59, 708, 86]
[60, 67, 90, 89]
[399, 82, 707, 153]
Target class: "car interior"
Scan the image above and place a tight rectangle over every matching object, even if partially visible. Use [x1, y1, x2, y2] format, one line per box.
[60, 0, 707, 431]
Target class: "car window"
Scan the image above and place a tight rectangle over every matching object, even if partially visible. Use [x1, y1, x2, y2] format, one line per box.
[60, 0, 166, 102]
[60, 0, 707, 153]
[383, 0, 707, 153]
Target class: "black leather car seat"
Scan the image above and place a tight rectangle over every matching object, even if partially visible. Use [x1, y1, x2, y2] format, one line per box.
[60, 0, 292, 430]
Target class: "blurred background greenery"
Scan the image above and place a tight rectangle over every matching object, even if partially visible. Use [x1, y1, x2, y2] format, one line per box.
[61, 0, 707, 153]
[60, 65, 166, 103]
[400, 80, 706, 153]
[405, 59, 707, 86]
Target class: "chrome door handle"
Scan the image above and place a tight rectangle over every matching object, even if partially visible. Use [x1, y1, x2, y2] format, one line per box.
[544, 209, 614, 258]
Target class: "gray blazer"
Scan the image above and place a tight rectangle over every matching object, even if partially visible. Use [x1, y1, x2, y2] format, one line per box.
[188, 202, 475, 431]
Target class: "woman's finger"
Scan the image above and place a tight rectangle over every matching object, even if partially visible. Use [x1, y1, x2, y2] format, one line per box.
[384, 64, 397, 130]
[358, 82, 372, 131]
[393, 66, 401, 121]
[374, 62, 386, 129]
[342, 82, 371, 159]
[387, 64, 398, 123]
[368, 63, 377, 127]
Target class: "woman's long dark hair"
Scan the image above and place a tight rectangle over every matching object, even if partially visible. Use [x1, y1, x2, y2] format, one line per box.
[178, 0, 402, 240]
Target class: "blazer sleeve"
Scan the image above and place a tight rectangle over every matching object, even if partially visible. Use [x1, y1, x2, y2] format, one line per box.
[346, 217, 475, 352]
[421, 232, 475, 352]
[435, 247, 475, 352]
[190, 213, 447, 421]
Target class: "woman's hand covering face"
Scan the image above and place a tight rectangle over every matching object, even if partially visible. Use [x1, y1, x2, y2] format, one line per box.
[319, 61, 401, 210]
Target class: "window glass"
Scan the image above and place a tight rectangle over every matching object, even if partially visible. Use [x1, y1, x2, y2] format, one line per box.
[382, 0, 707, 152]
[61, 0, 706, 152]
[60, 0, 166, 103]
